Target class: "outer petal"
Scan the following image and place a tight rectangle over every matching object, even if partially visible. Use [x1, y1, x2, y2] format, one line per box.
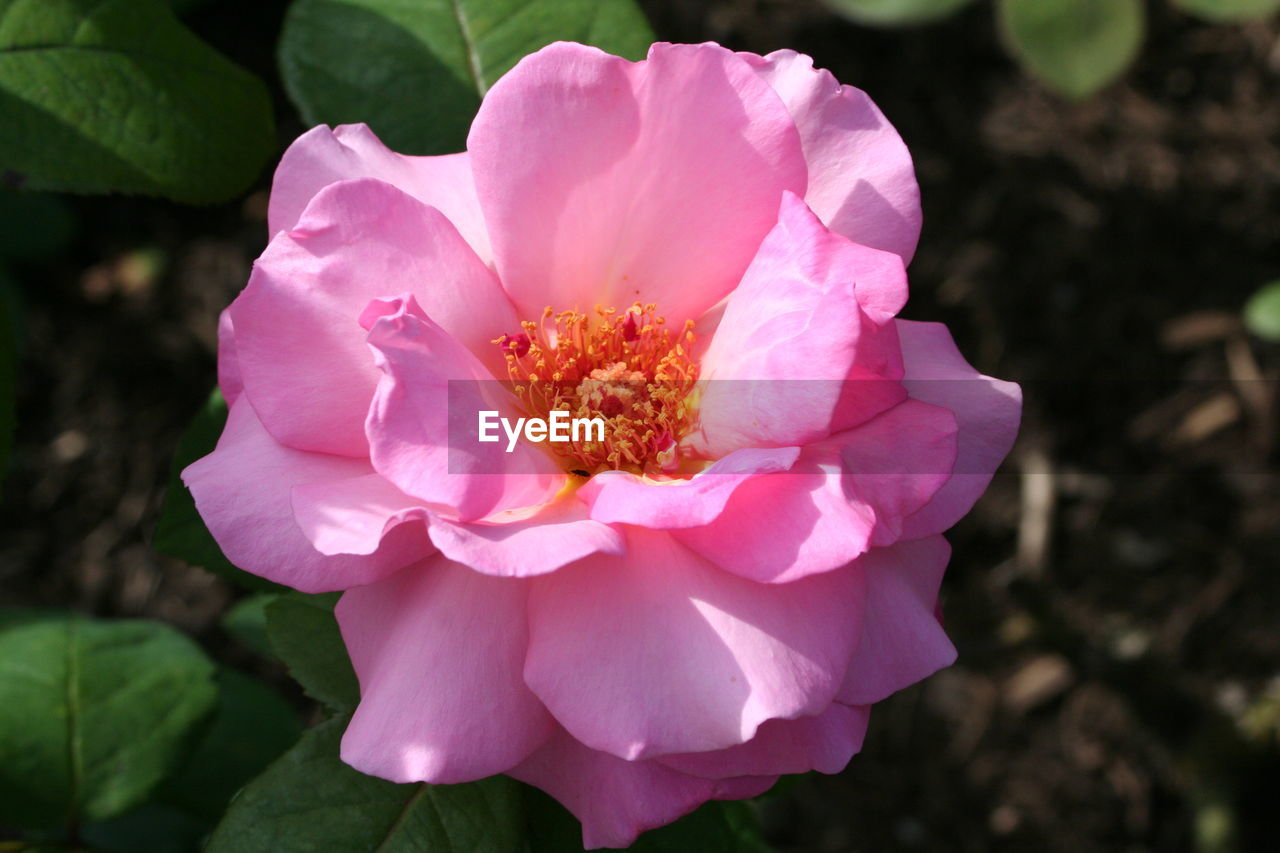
[469, 41, 806, 325]
[426, 497, 624, 577]
[509, 728, 776, 850]
[215, 309, 242, 406]
[365, 295, 563, 521]
[658, 702, 870, 778]
[743, 49, 921, 262]
[578, 446, 800, 530]
[232, 178, 518, 457]
[691, 193, 908, 458]
[291, 473, 428, 557]
[267, 123, 492, 262]
[895, 321, 1022, 539]
[181, 398, 429, 593]
[838, 536, 957, 705]
[338, 559, 554, 784]
[524, 529, 866, 760]
[675, 399, 956, 583]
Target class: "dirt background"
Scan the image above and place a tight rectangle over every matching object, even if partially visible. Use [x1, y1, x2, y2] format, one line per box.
[2, 0, 1278, 851]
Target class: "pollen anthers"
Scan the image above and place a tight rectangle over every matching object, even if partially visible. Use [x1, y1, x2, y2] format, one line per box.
[496, 303, 698, 475]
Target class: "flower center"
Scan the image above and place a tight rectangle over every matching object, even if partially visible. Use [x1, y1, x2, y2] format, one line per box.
[496, 304, 698, 476]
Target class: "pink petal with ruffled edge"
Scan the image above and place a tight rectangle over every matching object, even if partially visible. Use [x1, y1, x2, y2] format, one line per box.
[839, 536, 957, 705]
[658, 701, 870, 778]
[579, 446, 800, 530]
[364, 295, 563, 521]
[181, 399, 429, 592]
[895, 321, 1022, 539]
[743, 49, 921, 262]
[291, 472, 428, 557]
[692, 193, 908, 459]
[524, 528, 866, 760]
[675, 399, 956, 583]
[426, 497, 624, 577]
[337, 559, 554, 784]
[267, 123, 492, 262]
[215, 310, 242, 406]
[468, 41, 806, 325]
[509, 728, 777, 850]
[231, 178, 517, 457]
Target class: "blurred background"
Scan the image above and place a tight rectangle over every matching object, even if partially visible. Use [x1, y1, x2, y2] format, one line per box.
[1, 1, 1277, 851]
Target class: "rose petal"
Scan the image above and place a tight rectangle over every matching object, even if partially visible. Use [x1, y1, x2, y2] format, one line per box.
[268, 123, 492, 261]
[364, 294, 563, 521]
[524, 528, 866, 760]
[216, 309, 242, 406]
[658, 701, 870, 778]
[231, 178, 517, 456]
[744, 49, 921, 262]
[579, 445, 801, 530]
[291, 472, 429, 557]
[182, 398, 428, 592]
[838, 536, 957, 705]
[675, 399, 956, 583]
[895, 321, 1022, 539]
[691, 193, 908, 458]
[426, 496, 624, 577]
[338, 559, 554, 784]
[509, 727, 777, 850]
[469, 41, 806, 324]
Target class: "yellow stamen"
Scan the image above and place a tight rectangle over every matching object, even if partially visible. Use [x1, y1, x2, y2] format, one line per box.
[494, 303, 699, 475]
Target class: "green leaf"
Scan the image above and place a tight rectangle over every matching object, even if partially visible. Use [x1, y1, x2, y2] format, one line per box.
[82, 801, 214, 853]
[0, 611, 218, 828]
[997, 0, 1144, 99]
[157, 668, 302, 821]
[81, 669, 301, 852]
[1244, 280, 1280, 342]
[278, 0, 654, 155]
[167, 0, 213, 15]
[822, 0, 976, 27]
[221, 593, 279, 658]
[1173, 0, 1280, 22]
[153, 389, 283, 592]
[0, 272, 16, 485]
[0, 0, 275, 202]
[0, 192, 75, 261]
[266, 592, 359, 711]
[206, 715, 525, 853]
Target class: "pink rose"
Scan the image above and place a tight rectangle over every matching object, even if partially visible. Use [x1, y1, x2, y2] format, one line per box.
[186, 42, 1020, 848]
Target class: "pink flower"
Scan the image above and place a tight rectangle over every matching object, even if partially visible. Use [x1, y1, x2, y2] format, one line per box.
[186, 42, 1020, 848]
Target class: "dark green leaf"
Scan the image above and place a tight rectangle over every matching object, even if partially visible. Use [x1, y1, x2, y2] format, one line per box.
[168, 0, 213, 15]
[1244, 280, 1280, 342]
[80, 669, 301, 852]
[0, 0, 275, 202]
[0, 611, 218, 828]
[823, 0, 976, 27]
[266, 592, 359, 711]
[0, 192, 76, 261]
[153, 390, 283, 592]
[206, 715, 525, 853]
[997, 0, 1144, 99]
[82, 801, 212, 853]
[157, 668, 302, 821]
[221, 593, 279, 658]
[278, 0, 654, 155]
[1173, 0, 1280, 22]
[0, 271, 16, 485]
